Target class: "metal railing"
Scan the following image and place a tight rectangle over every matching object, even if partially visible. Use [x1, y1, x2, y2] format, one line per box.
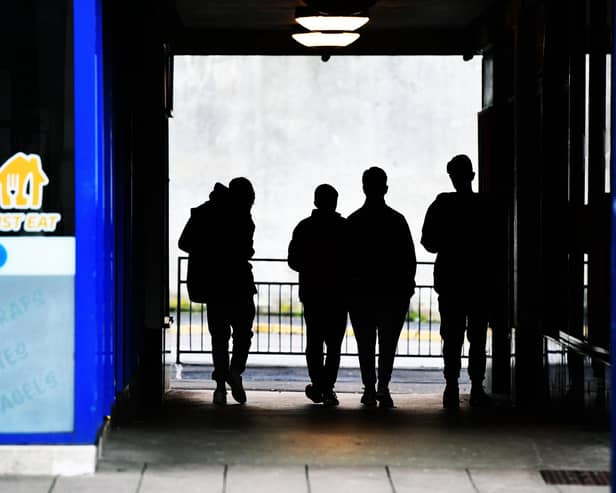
[174, 257, 486, 363]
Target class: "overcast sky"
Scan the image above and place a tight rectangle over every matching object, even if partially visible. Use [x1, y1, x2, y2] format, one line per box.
[169, 55, 481, 289]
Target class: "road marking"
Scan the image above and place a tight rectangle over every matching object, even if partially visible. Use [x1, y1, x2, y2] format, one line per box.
[170, 324, 451, 342]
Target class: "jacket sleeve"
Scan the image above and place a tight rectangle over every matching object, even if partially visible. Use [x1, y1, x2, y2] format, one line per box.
[400, 216, 417, 295]
[243, 218, 256, 259]
[287, 223, 304, 273]
[421, 198, 442, 254]
[407, 224, 417, 293]
[178, 213, 195, 254]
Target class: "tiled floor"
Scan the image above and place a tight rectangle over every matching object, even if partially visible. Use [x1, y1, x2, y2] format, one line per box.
[0, 466, 609, 492]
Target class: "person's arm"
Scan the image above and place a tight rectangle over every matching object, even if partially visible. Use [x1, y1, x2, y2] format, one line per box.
[228, 213, 255, 260]
[245, 217, 255, 259]
[407, 223, 417, 295]
[178, 214, 195, 254]
[398, 215, 417, 297]
[421, 198, 442, 254]
[287, 222, 304, 272]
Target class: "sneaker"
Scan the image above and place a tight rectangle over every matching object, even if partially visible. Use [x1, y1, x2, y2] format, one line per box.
[376, 387, 394, 408]
[470, 386, 493, 408]
[322, 389, 340, 407]
[226, 371, 247, 404]
[213, 387, 227, 406]
[305, 384, 323, 403]
[360, 387, 377, 407]
[443, 384, 459, 410]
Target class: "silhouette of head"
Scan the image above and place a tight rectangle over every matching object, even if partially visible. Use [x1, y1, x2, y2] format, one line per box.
[229, 177, 255, 209]
[362, 166, 388, 198]
[314, 184, 338, 212]
[446, 154, 475, 192]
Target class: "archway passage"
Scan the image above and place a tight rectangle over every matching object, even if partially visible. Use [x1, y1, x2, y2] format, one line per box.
[101, 0, 612, 487]
[0, 0, 612, 484]
[168, 54, 482, 397]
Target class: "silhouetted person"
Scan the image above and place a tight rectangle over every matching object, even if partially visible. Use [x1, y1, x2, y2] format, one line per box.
[288, 184, 348, 407]
[347, 167, 417, 408]
[421, 155, 493, 409]
[179, 177, 256, 406]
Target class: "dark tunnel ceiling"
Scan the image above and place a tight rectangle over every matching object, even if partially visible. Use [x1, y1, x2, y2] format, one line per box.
[175, 0, 496, 30]
[171, 0, 500, 55]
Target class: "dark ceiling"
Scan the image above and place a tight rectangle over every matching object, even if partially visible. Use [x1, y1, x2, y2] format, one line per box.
[176, 0, 494, 30]
[169, 0, 500, 55]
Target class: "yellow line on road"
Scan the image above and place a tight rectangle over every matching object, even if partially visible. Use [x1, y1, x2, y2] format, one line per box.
[170, 323, 444, 342]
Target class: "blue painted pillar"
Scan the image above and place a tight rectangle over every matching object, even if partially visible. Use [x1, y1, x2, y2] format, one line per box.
[73, 0, 114, 442]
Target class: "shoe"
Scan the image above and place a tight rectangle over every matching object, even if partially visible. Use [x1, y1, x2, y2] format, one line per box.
[213, 387, 227, 406]
[305, 384, 323, 403]
[376, 387, 394, 408]
[470, 386, 493, 408]
[443, 384, 459, 410]
[360, 387, 377, 406]
[322, 389, 340, 407]
[226, 371, 247, 404]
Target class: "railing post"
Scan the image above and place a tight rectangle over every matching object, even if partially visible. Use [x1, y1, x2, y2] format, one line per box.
[176, 256, 182, 364]
[174, 257, 446, 360]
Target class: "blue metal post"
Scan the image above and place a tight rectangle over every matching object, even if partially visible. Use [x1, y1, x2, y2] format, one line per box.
[73, 0, 108, 443]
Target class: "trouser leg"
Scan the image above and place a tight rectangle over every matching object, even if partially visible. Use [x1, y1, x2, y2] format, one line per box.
[207, 301, 231, 384]
[439, 295, 466, 384]
[323, 306, 348, 390]
[350, 302, 377, 388]
[376, 299, 409, 389]
[304, 303, 326, 389]
[229, 296, 255, 375]
[467, 309, 488, 385]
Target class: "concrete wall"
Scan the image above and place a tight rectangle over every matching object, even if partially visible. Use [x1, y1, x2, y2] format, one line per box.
[169, 55, 481, 290]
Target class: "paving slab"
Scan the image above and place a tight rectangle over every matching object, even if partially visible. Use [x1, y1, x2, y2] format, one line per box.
[388, 467, 476, 493]
[96, 459, 145, 473]
[53, 471, 141, 493]
[0, 476, 54, 493]
[469, 469, 559, 492]
[308, 466, 392, 493]
[139, 464, 224, 493]
[533, 439, 610, 470]
[226, 465, 307, 493]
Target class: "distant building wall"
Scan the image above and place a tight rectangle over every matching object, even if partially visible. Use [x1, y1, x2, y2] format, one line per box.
[170, 55, 481, 291]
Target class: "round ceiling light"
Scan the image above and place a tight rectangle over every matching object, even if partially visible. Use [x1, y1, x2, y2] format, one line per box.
[291, 32, 360, 48]
[295, 15, 369, 32]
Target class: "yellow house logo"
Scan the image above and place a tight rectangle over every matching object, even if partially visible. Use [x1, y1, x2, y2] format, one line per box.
[0, 153, 48, 209]
[0, 153, 61, 233]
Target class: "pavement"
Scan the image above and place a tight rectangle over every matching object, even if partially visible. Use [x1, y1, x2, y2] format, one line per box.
[172, 365, 471, 394]
[1, 389, 609, 492]
[0, 368, 610, 492]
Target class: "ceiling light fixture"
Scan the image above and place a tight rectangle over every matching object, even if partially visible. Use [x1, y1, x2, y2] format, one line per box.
[295, 15, 369, 32]
[292, 32, 360, 48]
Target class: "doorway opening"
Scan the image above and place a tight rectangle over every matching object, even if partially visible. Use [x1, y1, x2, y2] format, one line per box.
[167, 55, 482, 395]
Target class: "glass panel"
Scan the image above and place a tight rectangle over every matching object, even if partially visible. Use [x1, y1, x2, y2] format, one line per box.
[0, 0, 75, 433]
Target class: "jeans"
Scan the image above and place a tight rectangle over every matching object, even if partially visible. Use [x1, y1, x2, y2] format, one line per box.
[303, 301, 347, 391]
[350, 296, 409, 389]
[207, 296, 255, 384]
[438, 294, 488, 385]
